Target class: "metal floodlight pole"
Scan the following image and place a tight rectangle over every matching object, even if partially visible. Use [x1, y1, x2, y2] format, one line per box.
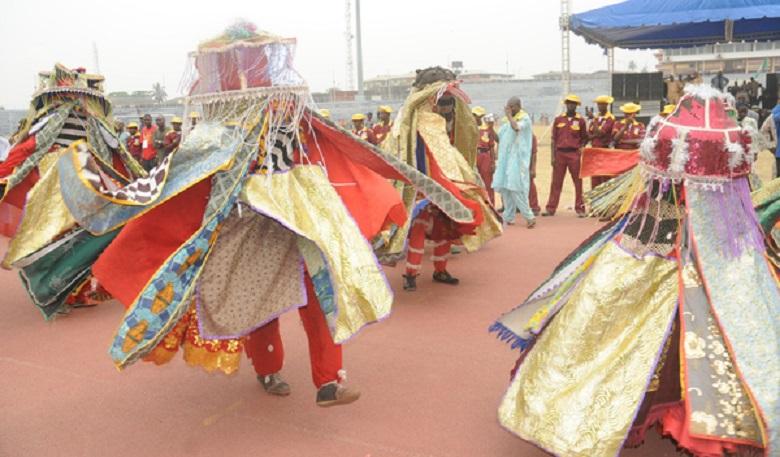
[560, 0, 572, 95]
[345, 0, 354, 91]
[355, 0, 365, 100]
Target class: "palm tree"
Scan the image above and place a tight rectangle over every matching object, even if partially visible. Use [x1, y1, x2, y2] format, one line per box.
[152, 82, 167, 104]
[628, 60, 637, 72]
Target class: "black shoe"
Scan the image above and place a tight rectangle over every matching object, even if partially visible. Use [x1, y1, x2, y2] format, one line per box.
[433, 271, 459, 285]
[316, 382, 360, 407]
[258, 373, 291, 396]
[541, 211, 555, 217]
[403, 274, 417, 291]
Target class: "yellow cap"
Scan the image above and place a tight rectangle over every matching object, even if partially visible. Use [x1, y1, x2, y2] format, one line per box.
[661, 104, 676, 115]
[171, 116, 183, 124]
[127, 121, 138, 128]
[594, 95, 614, 104]
[471, 106, 486, 116]
[378, 105, 393, 113]
[620, 102, 642, 114]
[563, 94, 582, 105]
[351, 113, 366, 121]
[189, 111, 201, 118]
[319, 108, 331, 118]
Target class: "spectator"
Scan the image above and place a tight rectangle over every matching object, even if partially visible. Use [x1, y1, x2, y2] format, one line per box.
[140, 114, 158, 170]
[163, 116, 183, 156]
[126, 121, 143, 161]
[711, 71, 729, 91]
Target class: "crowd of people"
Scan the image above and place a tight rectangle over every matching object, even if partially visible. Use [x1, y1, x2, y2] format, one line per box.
[114, 111, 200, 170]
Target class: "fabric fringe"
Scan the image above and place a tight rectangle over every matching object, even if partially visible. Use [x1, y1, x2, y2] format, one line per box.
[488, 321, 530, 351]
[586, 166, 644, 220]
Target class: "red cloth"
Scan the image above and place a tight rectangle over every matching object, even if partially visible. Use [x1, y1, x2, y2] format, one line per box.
[552, 114, 588, 151]
[371, 122, 392, 144]
[92, 179, 211, 307]
[422, 140, 484, 236]
[545, 150, 584, 214]
[302, 121, 407, 239]
[579, 147, 640, 178]
[0, 136, 37, 178]
[245, 274, 342, 388]
[0, 202, 22, 238]
[140, 125, 158, 161]
[627, 401, 761, 457]
[588, 113, 616, 148]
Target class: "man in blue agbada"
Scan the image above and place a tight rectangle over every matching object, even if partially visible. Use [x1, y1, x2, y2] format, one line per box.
[492, 96, 536, 228]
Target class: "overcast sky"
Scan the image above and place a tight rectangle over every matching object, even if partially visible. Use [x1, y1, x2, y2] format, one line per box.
[0, 0, 657, 109]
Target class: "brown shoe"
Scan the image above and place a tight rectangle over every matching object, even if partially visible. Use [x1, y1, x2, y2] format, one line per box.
[433, 270, 459, 285]
[316, 382, 361, 407]
[258, 373, 291, 396]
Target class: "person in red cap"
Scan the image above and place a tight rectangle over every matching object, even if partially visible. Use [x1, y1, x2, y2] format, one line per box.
[372, 105, 394, 144]
[351, 113, 377, 144]
[163, 116, 183, 156]
[543, 94, 588, 217]
[588, 95, 616, 189]
[476, 110, 498, 204]
[612, 103, 645, 150]
[125, 122, 143, 161]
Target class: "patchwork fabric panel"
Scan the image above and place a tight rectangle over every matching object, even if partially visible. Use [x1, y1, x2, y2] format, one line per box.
[198, 211, 305, 338]
[72, 141, 171, 205]
[108, 127, 260, 369]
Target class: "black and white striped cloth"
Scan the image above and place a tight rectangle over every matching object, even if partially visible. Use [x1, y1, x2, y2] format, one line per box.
[54, 111, 88, 148]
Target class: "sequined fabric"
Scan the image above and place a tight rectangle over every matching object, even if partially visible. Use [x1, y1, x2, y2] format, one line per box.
[680, 265, 763, 445]
[498, 241, 678, 457]
[144, 305, 244, 375]
[688, 185, 780, 454]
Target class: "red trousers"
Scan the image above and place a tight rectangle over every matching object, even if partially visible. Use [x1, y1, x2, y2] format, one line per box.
[545, 150, 585, 214]
[244, 274, 342, 388]
[528, 178, 540, 214]
[405, 209, 450, 275]
[476, 150, 495, 205]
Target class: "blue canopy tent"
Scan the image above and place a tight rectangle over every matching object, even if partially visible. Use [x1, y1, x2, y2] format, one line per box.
[570, 0, 780, 49]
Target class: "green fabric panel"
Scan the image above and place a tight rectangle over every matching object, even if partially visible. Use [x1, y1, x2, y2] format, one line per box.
[20, 229, 118, 320]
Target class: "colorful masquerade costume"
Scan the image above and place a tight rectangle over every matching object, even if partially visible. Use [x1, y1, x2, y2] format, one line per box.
[0, 64, 146, 317]
[48, 23, 468, 385]
[491, 85, 779, 457]
[377, 67, 501, 283]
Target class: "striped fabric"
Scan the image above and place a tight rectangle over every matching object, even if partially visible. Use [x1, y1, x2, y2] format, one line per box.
[54, 111, 88, 147]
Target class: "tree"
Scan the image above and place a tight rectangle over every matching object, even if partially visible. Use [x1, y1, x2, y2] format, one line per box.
[628, 60, 637, 72]
[152, 82, 167, 104]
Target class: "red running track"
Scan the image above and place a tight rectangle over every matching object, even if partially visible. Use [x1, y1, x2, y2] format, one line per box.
[0, 214, 679, 456]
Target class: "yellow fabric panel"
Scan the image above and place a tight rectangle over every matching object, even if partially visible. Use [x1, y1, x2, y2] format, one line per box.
[499, 241, 678, 457]
[3, 151, 76, 268]
[241, 165, 393, 343]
